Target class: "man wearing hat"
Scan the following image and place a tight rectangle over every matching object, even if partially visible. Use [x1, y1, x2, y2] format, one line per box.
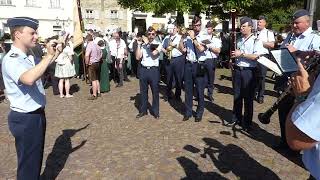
[255, 15, 275, 104]
[276, 9, 320, 149]
[1, 17, 63, 179]
[228, 16, 266, 131]
[204, 21, 221, 102]
[162, 23, 184, 101]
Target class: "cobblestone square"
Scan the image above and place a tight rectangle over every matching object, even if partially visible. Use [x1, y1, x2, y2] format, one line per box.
[0, 69, 309, 179]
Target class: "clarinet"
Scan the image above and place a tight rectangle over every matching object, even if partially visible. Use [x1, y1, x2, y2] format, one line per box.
[258, 54, 320, 124]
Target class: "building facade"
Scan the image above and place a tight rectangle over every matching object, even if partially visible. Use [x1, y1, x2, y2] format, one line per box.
[80, 0, 209, 34]
[80, 0, 130, 34]
[0, 0, 73, 39]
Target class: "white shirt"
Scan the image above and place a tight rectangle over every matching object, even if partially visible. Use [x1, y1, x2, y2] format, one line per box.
[204, 34, 222, 59]
[109, 39, 127, 59]
[162, 33, 183, 58]
[291, 75, 320, 179]
[2, 46, 46, 112]
[235, 34, 265, 67]
[256, 28, 275, 54]
[281, 27, 320, 51]
[140, 40, 161, 67]
[184, 34, 207, 62]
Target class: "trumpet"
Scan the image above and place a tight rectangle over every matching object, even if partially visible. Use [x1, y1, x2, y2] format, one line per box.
[165, 44, 174, 60]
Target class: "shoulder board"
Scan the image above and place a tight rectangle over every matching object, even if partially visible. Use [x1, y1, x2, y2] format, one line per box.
[312, 31, 320, 35]
[9, 53, 19, 58]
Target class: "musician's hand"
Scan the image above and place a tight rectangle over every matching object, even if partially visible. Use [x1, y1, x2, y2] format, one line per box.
[228, 61, 234, 70]
[285, 44, 297, 53]
[231, 50, 242, 58]
[137, 39, 143, 45]
[296, 50, 315, 60]
[188, 30, 195, 39]
[142, 36, 149, 44]
[290, 59, 310, 96]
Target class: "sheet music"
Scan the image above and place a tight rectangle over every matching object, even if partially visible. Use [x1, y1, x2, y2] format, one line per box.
[270, 49, 298, 73]
[257, 56, 282, 75]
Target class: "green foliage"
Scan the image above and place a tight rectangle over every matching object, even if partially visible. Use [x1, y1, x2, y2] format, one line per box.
[118, 0, 305, 29]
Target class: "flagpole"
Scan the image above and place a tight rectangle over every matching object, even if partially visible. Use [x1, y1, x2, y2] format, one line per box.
[76, 0, 88, 83]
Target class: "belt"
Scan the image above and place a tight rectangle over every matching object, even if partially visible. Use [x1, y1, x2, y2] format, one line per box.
[27, 108, 45, 114]
[234, 66, 256, 70]
[186, 60, 197, 64]
[186, 60, 205, 64]
[206, 58, 217, 60]
[141, 66, 158, 69]
[172, 55, 183, 59]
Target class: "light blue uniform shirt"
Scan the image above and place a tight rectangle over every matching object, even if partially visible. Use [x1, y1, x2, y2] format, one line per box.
[203, 34, 221, 59]
[281, 27, 320, 51]
[162, 33, 183, 58]
[291, 75, 320, 179]
[235, 34, 266, 68]
[140, 40, 161, 67]
[184, 34, 207, 62]
[2, 45, 46, 113]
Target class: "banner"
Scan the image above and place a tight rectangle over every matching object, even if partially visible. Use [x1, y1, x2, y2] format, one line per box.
[73, 0, 84, 48]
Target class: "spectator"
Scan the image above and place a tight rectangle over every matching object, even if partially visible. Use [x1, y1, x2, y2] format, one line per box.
[54, 35, 76, 98]
[85, 34, 102, 100]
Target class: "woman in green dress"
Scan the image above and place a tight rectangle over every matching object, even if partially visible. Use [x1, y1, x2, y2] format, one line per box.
[97, 40, 110, 93]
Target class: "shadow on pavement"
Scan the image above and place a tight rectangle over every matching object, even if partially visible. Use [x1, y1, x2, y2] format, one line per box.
[159, 84, 185, 116]
[222, 122, 305, 169]
[177, 138, 281, 180]
[204, 101, 233, 125]
[41, 124, 90, 180]
[69, 84, 80, 95]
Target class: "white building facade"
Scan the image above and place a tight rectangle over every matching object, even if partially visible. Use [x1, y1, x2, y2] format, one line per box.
[0, 0, 74, 39]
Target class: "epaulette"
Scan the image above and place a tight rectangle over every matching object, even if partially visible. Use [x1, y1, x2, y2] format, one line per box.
[9, 53, 19, 58]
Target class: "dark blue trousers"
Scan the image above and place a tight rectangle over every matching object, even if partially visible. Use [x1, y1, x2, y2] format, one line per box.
[139, 67, 160, 116]
[184, 62, 205, 118]
[8, 109, 46, 180]
[256, 63, 267, 98]
[204, 58, 216, 96]
[166, 55, 185, 98]
[232, 68, 256, 126]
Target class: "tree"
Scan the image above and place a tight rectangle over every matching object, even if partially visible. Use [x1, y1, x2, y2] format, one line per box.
[118, 0, 305, 29]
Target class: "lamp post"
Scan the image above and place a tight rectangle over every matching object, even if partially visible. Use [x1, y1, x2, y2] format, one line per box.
[56, 16, 72, 30]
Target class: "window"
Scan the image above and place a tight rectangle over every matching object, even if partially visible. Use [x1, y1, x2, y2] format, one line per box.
[0, 0, 12, 5]
[110, 10, 118, 19]
[50, 0, 60, 8]
[86, 9, 94, 19]
[26, 0, 38, 7]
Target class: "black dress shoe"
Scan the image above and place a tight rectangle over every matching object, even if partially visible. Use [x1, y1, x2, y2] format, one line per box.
[154, 115, 160, 119]
[183, 116, 191, 121]
[195, 117, 202, 122]
[124, 78, 131, 82]
[257, 97, 264, 104]
[136, 112, 147, 118]
[116, 84, 123, 88]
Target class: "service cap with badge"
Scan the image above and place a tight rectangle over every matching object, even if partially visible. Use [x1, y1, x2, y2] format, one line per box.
[7, 17, 39, 30]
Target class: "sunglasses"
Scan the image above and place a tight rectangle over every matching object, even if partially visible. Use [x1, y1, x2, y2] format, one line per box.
[148, 33, 156, 36]
[193, 24, 201, 27]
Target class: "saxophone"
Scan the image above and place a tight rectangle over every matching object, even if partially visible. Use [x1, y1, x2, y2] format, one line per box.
[166, 35, 174, 60]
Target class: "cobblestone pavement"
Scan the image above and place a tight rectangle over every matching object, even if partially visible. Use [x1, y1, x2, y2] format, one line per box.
[0, 69, 309, 180]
